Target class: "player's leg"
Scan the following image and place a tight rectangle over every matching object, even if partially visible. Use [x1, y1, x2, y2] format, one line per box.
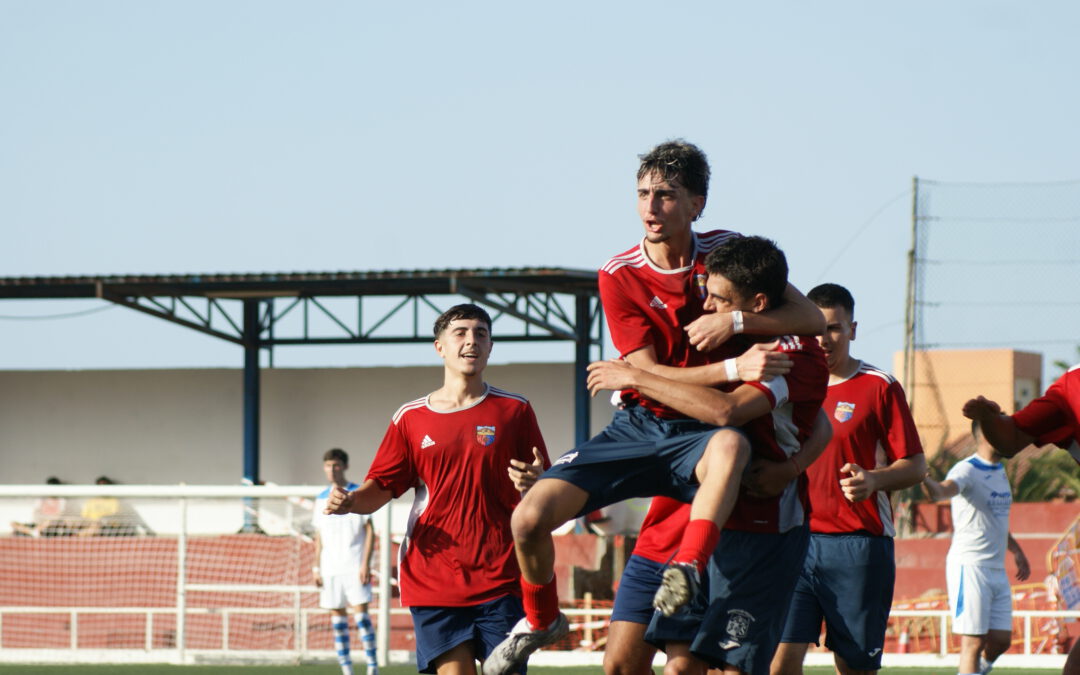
[604, 554, 667, 675]
[956, 634, 987, 675]
[432, 642, 480, 675]
[331, 607, 354, 675]
[1064, 639, 1080, 675]
[662, 641, 709, 675]
[980, 568, 1016, 673]
[411, 606, 483, 675]
[815, 535, 893, 675]
[656, 429, 749, 615]
[770, 643, 810, 675]
[351, 601, 378, 674]
[770, 535, 824, 675]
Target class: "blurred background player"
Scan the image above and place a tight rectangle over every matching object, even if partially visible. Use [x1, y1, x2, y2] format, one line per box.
[324, 304, 550, 675]
[312, 448, 378, 675]
[923, 422, 1029, 675]
[486, 140, 824, 675]
[10, 476, 74, 537]
[962, 363, 1080, 674]
[771, 283, 927, 675]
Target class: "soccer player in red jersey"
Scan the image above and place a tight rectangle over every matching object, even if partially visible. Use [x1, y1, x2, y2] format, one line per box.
[588, 236, 830, 675]
[483, 141, 825, 675]
[771, 284, 927, 675]
[324, 304, 550, 675]
[963, 363, 1080, 675]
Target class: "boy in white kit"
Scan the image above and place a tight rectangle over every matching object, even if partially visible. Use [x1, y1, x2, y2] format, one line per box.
[923, 423, 1029, 675]
[313, 448, 379, 675]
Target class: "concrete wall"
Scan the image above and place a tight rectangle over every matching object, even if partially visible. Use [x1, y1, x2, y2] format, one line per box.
[0, 364, 614, 486]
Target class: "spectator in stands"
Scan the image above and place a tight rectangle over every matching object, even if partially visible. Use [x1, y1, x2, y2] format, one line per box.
[77, 476, 155, 537]
[312, 448, 379, 675]
[10, 476, 75, 537]
[923, 421, 1029, 675]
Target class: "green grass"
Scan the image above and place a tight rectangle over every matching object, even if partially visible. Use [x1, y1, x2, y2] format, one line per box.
[0, 666, 1062, 675]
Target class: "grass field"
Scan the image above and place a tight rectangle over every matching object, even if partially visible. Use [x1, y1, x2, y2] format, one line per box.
[0, 666, 1063, 675]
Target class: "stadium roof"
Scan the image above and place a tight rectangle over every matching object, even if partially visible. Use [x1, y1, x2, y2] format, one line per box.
[0, 266, 598, 299]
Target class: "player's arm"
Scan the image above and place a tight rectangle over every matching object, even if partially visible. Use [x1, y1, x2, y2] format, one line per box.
[744, 407, 833, 498]
[587, 358, 771, 427]
[1008, 533, 1031, 581]
[360, 518, 375, 585]
[312, 531, 324, 586]
[921, 475, 960, 502]
[840, 454, 928, 504]
[963, 396, 1036, 457]
[685, 282, 825, 352]
[324, 479, 393, 516]
[623, 341, 792, 388]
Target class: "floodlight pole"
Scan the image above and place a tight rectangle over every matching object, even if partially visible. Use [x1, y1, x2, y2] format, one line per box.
[574, 294, 592, 445]
[903, 176, 919, 407]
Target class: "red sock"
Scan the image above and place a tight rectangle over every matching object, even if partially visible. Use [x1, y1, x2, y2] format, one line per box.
[520, 576, 559, 630]
[673, 519, 720, 574]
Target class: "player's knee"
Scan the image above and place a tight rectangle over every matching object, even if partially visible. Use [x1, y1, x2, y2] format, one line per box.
[662, 655, 705, 675]
[511, 496, 550, 542]
[705, 430, 750, 469]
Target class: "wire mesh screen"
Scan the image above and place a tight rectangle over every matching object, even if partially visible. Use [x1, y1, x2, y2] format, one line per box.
[907, 178, 1080, 452]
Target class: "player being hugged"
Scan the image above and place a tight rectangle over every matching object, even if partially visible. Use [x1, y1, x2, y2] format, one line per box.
[324, 304, 550, 675]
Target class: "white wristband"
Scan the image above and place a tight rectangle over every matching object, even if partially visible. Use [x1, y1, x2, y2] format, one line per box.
[724, 358, 740, 383]
[731, 310, 745, 334]
[312, 566, 320, 573]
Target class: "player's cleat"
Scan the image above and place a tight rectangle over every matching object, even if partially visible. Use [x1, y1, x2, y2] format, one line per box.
[482, 613, 569, 675]
[978, 656, 994, 675]
[653, 562, 700, 616]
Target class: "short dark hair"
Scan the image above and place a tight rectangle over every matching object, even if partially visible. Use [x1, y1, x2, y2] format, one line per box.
[95, 475, 114, 485]
[637, 140, 710, 216]
[45, 476, 62, 485]
[808, 283, 855, 318]
[433, 303, 493, 338]
[705, 235, 788, 309]
[323, 448, 349, 465]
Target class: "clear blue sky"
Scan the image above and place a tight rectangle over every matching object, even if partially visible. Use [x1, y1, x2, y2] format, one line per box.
[2, 1, 1078, 381]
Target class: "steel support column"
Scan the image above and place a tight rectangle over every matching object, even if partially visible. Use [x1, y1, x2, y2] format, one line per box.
[240, 299, 263, 533]
[574, 294, 591, 445]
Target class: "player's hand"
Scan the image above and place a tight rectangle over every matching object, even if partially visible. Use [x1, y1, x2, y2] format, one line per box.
[313, 570, 323, 588]
[734, 340, 792, 383]
[839, 463, 876, 503]
[323, 485, 354, 515]
[743, 456, 797, 498]
[685, 312, 734, 352]
[1014, 550, 1031, 581]
[508, 447, 545, 494]
[360, 563, 372, 585]
[962, 396, 1002, 422]
[587, 359, 638, 396]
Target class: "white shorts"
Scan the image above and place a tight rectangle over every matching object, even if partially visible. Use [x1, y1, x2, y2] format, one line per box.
[319, 574, 373, 610]
[946, 559, 1013, 635]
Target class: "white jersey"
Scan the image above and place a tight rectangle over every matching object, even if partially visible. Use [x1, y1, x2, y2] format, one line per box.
[945, 455, 1012, 567]
[312, 482, 372, 576]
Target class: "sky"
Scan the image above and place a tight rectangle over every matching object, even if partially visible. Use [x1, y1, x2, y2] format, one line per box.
[1, 1, 1078, 385]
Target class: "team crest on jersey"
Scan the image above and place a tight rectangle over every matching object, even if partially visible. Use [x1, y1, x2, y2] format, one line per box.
[724, 609, 754, 643]
[476, 426, 496, 446]
[834, 401, 855, 423]
[695, 274, 708, 299]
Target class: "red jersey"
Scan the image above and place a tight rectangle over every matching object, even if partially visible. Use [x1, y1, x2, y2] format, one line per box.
[599, 229, 742, 418]
[1013, 364, 1080, 462]
[728, 335, 829, 533]
[805, 362, 923, 536]
[633, 496, 691, 563]
[365, 385, 549, 607]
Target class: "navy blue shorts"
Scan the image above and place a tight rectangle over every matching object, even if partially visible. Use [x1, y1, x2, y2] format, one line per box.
[542, 405, 740, 517]
[611, 554, 667, 625]
[647, 525, 809, 675]
[780, 532, 895, 671]
[410, 595, 525, 674]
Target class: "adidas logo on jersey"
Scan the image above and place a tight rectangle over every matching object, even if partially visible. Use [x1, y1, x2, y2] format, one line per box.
[649, 296, 668, 310]
[421, 435, 436, 449]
